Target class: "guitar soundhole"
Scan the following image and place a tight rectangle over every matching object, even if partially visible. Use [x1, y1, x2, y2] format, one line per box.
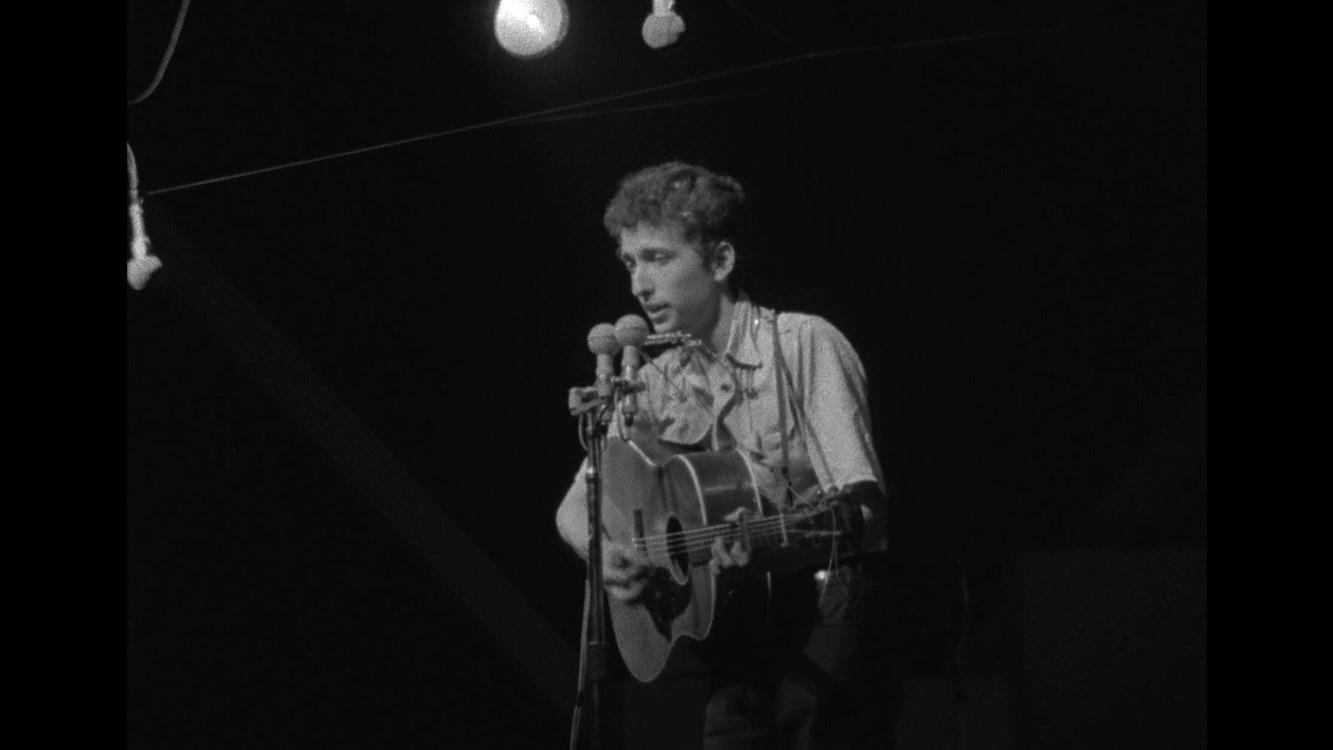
[664, 517, 689, 582]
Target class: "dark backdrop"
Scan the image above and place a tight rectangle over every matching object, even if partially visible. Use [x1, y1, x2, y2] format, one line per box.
[127, 1, 1205, 747]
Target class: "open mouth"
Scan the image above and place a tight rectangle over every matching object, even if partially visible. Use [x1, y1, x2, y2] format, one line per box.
[644, 305, 670, 322]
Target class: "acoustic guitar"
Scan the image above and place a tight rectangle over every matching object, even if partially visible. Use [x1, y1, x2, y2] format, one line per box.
[598, 436, 861, 683]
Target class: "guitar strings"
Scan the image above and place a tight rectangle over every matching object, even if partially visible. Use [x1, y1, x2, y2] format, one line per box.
[635, 521, 808, 553]
[635, 518, 832, 553]
[632, 487, 853, 550]
[626, 482, 854, 555]
[636, 508, 833, 545]
[632, 507, 837, 554]
[636, 528, 836, 558]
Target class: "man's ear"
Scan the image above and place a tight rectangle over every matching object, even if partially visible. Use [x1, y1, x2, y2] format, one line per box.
[711, 241, 736, 282]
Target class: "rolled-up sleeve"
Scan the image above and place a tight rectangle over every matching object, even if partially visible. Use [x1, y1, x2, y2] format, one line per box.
[786, 315, 885, 494]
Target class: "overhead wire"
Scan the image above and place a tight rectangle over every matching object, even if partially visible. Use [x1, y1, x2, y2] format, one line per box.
[141, 25, 1063, 198]
[499, 87, 788, 127]
[721, 0, 804, 54]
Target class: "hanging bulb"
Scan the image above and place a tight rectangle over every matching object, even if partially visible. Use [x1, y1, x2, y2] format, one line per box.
[494, 0, 569, 59]
[642, 0, 685, 49]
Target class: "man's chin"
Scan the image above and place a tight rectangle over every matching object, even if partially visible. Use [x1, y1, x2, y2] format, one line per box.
[647, 311, 674, 331]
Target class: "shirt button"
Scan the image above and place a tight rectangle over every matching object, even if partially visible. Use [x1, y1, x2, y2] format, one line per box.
[719, 383, 731, 392]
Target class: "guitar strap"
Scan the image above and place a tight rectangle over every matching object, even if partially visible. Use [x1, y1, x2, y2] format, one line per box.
[770, 313, 848, 600]
[771, 312, 795, 509]
[763, 312, 794, 619]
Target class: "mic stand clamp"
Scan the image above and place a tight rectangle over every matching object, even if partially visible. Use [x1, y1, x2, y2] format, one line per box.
[568, 386, 608, 417]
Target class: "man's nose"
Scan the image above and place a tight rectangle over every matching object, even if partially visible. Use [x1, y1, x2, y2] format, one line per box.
[631, 266, 653, 298]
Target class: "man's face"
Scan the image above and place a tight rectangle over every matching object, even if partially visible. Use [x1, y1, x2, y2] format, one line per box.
[618, 223, 727, 336]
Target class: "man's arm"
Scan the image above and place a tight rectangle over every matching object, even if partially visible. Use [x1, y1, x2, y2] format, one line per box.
[555, 466, 654, 602]
[789, 315, 891, 552]
[554, 466, 593, 559]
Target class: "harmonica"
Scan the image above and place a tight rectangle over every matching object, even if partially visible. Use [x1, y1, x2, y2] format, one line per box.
[643, 331, 698, 347]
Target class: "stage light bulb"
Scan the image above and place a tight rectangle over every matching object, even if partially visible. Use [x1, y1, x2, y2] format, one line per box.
[494, 0, 569, 59]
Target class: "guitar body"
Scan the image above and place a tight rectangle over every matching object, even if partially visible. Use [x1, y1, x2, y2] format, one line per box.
[600, 437, 763, 683]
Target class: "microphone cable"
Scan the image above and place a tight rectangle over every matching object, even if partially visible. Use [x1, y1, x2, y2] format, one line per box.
[568, 579, 591, 750]
[938, 555, 973, 750]
[128, 0, 193, 105]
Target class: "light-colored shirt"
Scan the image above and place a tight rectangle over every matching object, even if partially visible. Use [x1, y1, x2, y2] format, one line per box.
[565, 293, 886, 553]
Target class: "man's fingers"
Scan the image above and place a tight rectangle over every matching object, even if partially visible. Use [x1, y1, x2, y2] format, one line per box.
[729, 541, 750, 566]
[604, 561, 649, 582]
[606, 579, 647, 603]
[710, 537, 733, 566]
[605, 545, 650, 575]
[710, 537, 752, 570]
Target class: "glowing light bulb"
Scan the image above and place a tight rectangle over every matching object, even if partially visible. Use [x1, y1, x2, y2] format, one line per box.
[494, 0, 568, 59]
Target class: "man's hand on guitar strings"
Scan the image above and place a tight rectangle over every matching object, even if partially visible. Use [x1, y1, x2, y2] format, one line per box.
[708, 536, 752, 600]
[708, 538, 751, 573]
[709, 507, 753, 575]
[602, 541, 652, 603]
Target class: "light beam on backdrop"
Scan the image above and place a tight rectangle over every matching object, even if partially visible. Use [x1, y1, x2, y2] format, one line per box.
[494, 0, 569, 59]
[642, 0, 685, 49]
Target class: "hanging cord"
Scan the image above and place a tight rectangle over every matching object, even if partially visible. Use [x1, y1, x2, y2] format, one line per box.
[128, 0, 194, 105]
[126, 143, 163, 290]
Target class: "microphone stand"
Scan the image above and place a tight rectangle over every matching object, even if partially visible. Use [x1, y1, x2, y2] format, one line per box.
[568, 317, 651, 749]
[567, 383, 622, 750]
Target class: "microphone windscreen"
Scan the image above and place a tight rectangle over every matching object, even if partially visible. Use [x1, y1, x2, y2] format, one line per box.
[127, 255, 163, 291]
[587, 323, 621, 355]
[614, 314, 650, 348]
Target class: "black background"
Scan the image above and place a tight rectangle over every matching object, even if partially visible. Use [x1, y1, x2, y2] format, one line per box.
[126, 1, 1205, 747]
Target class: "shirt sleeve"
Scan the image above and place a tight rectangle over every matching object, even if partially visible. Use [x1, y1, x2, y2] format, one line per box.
[784, 314, 885, 494]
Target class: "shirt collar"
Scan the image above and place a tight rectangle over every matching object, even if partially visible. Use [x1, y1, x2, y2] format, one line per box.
[722, 291, 764, 369]
[672, 291, 764, 368]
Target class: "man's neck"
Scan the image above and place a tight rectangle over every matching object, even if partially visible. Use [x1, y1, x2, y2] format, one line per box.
[702, 291, 737, 356]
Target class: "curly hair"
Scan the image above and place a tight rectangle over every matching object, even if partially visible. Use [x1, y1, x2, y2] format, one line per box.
[602, 161, 747, 269]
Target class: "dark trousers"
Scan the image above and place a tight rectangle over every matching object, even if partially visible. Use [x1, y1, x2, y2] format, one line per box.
[697, 557, 900, 750]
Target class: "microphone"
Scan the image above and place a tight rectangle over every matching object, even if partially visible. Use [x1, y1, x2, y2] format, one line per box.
[641, 0, 685, 49]
[614, 314, 649, 380]
[126, 143, 162, 291]
[586, 323, 621, 399]
[614, 314, 649, 425]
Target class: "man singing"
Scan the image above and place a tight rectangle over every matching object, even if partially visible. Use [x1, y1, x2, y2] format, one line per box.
[556, 161, 894, 749]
